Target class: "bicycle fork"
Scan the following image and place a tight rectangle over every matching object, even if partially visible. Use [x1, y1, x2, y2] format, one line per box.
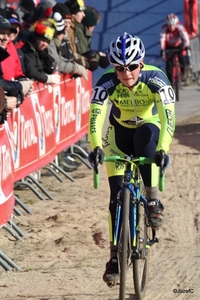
[113, 188, 158, 263]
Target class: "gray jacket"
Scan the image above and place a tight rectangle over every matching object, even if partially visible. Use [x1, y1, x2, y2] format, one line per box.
[48, 38, 76, 74]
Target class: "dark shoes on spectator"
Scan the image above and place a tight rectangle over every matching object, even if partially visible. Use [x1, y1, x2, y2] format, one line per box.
[148, 199, 164, 229]
[103, 257, 119, 287]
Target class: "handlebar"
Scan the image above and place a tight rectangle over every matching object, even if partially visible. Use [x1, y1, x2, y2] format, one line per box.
[93, 155, 165, 191]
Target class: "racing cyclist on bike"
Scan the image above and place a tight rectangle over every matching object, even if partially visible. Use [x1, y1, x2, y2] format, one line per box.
[88, 32, 175, 286]
[160, 13, 190, 83]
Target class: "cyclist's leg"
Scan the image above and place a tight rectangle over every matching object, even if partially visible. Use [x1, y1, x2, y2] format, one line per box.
[104, 117, 138, 235]
[103, 118, 136, 284]
[177, 43, 186, 80]
[133, 122, 164, 228]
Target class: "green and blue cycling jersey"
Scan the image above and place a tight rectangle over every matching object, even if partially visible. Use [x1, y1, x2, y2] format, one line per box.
[89, 64, 175, 154]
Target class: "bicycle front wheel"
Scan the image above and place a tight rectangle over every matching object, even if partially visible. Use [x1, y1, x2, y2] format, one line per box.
[118, 188, 130, 300]
[132, 202, 150, 299]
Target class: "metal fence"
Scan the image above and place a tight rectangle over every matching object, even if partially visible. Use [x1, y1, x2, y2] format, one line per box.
[190, 35, 200, 73]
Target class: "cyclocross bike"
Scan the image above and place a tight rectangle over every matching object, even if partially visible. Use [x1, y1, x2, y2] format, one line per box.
[93, 155, 165, 300]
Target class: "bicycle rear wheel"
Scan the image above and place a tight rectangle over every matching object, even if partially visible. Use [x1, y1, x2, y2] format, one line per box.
[132, 202, 150, 299]
[118, 188, 131, 300]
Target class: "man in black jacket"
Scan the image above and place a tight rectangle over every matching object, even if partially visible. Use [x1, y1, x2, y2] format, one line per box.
[20, 18, 60, 84]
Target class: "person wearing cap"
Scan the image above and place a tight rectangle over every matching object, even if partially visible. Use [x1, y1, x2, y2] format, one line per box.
[51, 3, 89, 75]
[0, 16, 33, 96]
[76, 7, 98, 54]
[48, 11, 88, 80]
[0, 17, 24, 80]
[64, 0, 100, 72]
[20, 18, 60, 84]
[76, 7, 110, 69]
[8, 17, 22, 43]
[8, 16, 27, 77]
[0, 47, 29, 121]
[65, 0, 86, 53]
[54, 3, 80, 61]
[6, 9, 30, 47]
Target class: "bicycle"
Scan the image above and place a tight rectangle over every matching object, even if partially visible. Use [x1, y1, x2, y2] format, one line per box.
[93, 155, 165, 300]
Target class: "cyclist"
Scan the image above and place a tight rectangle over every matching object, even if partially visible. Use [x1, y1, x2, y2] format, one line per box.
[88, 32, 175, 286]
[160, 13, 190, 83]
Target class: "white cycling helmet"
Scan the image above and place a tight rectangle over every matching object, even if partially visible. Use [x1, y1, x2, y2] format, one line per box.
[108, 32, 145, 66]
[166, 13, 179, 26]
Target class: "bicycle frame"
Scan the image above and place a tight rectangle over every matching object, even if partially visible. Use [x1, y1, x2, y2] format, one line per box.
[111, 158, 157, 257]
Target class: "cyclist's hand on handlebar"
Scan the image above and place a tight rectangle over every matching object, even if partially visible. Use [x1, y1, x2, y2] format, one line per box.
[154, 150, 170, 169]
[185, 46, 191, 51]
[88, 146, 104, 167]
[185, 46, 191, 57]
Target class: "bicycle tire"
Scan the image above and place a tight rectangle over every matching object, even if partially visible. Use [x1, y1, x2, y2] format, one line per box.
[119, 188, 130, 300]
[132, 202, 150, 299]
[174, 63, 179, 101]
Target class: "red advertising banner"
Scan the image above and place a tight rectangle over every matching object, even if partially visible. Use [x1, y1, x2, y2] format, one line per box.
[0, 123, 15, 225]
[0, 73, 92, 226]
[55, 72, 92, 153]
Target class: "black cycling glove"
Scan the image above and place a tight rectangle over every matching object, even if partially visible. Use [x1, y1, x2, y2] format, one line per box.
[154, 150, 170, 169]
[88, 146, 104, 167]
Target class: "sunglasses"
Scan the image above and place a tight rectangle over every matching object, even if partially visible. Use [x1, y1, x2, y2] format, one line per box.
[115, 64, 139, 72]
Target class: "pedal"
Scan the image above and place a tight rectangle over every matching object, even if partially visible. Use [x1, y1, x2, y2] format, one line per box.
[148, 237, 159, 247]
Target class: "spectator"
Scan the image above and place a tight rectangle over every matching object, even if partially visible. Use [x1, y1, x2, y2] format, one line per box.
[6, 9, 30, 46]
[48, 9, 88, 79]
[77, 7, 98, 54]
[30, 0, 57, 24]
[0, 47, 27, 123]
[8, 16, 26, 76]
[77, 7, 110, 69]
[65, 0, 85, 53]
[19, 0, 36, 31]
[8, 17, 21, 43]
[160, 13, 190, 83]
[64, 0, 99, 71]
[0, 16, 33, 96]
[21, 18, 60, 84]
[54, 3, 86, 67]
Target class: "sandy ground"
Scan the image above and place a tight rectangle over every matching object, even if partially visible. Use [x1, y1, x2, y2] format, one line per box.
[0, 112, 200, 300]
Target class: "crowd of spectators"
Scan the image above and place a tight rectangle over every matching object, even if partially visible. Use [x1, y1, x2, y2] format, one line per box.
[0, 0, 109, 172]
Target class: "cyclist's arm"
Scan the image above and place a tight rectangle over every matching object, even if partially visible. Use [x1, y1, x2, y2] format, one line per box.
[155, 85, 176, 153]
[160, 26, 167, 50]
[177, 24, 190, 48]
[88, 85, 109, 150]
